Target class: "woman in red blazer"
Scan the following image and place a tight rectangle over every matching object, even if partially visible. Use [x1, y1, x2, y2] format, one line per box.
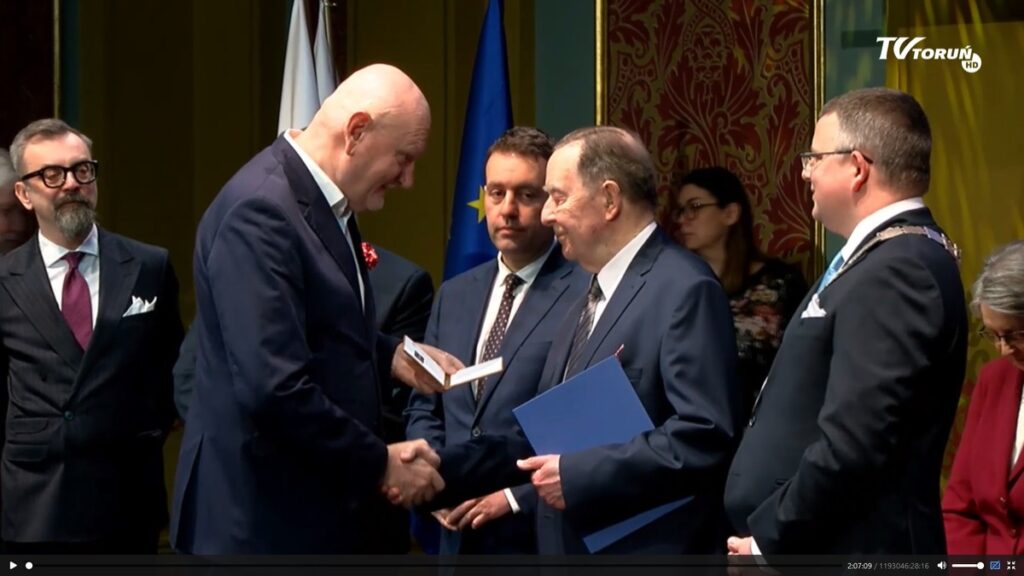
[944, 240, 1024, 554]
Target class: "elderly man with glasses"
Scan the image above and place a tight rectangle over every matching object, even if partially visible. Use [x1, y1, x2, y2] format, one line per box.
[724, 87, 968, 557]
[0, 118, 183, 553]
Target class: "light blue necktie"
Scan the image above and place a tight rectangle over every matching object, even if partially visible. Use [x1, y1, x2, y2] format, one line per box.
[817, 252, 846, 293]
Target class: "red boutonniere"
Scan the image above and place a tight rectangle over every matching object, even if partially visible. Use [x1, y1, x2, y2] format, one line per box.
[361, 242, 379, 272]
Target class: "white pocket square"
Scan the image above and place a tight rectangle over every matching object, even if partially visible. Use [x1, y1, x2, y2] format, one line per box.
[123, 295, 158, 318]
[800, 293, 827, 319]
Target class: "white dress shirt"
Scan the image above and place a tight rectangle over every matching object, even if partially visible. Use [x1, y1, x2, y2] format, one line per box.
[588, 221, 658, 335]
[284, 130, 366, 308]
[40, 225, 100, 328]
[471, 245, 554, 514]
[834, 197, 926, 266]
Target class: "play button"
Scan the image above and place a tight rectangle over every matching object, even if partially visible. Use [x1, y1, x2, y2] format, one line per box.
[8, 562, 15, 570]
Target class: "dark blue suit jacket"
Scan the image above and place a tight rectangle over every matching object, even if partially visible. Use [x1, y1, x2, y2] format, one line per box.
[171, 137, 395, 554]
[406, 248, 586, 554]
[436, 228, 742, 554]
[724, 208, 967, 554]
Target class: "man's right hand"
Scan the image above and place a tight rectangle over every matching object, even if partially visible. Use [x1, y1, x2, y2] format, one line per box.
[381, 439, 444, 507]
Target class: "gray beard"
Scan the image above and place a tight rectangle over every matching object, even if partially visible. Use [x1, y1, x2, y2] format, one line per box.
[55, 202, 96, 240]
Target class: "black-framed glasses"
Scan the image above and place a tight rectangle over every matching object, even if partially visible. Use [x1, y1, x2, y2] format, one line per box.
[672, 200, 721, 220]
[20, 160, 99, 189]
[978, 326, 1024, 349]
[798, 149, 874, 171]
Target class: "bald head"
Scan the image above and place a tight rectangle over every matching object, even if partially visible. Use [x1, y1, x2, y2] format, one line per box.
[297, 63, 432, 213]
[319, 63, 430, 126]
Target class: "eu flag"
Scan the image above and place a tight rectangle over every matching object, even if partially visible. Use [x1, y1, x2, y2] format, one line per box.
[443, 0, 512, 279]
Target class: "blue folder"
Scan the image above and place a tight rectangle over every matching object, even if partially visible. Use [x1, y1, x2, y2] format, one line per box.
[513, 356, 689, 552]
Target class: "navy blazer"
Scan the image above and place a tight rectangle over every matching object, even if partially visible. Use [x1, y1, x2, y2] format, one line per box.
[406, 248, 586, 554]
[0, 230, 182, 543]
[171, 137, 396, 554]
[436, 228, 742, 554]
[724, 208, 968, 554]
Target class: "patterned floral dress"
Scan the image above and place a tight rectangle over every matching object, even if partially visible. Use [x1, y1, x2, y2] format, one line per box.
[729, 259, 808, 417]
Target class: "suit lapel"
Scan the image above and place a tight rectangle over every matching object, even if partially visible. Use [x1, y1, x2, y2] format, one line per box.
[449, 264, 496, 411]
[565, 231, 661, 378]
[77, 230, 140, 381]
[474, 251, 573, 419]
[275, 139, 371, 337]
[541, 293, 584, 392]
[2, 237, 84, 369]
[823, 207, 938, 291]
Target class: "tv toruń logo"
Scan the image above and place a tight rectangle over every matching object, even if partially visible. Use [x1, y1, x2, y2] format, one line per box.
[876, 37, 982, 74]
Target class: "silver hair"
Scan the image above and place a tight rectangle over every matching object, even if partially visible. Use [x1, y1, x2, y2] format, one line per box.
[10, 118, 93, 175]
[972, 240, 1024, 316]
[0, 149, 15, 189]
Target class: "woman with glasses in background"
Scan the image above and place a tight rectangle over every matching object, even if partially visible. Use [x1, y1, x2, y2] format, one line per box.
[666, 166, 808, 416]
[944, 240, 1024, 555]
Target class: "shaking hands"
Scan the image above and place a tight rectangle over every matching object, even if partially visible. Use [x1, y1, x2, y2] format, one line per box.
[381, 439, 445, 507]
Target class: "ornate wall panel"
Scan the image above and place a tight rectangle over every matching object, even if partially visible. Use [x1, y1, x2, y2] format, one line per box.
[604, 0, 816, 270]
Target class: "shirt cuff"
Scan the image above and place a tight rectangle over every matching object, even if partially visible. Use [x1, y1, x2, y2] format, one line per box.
[503, 488, 521, 514]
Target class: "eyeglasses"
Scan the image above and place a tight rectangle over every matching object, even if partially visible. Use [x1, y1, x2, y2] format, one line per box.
[672, 200, 721, 220]
[978, 326, 1024, 349]
[20, 160, 99, 189]
[798, 149, 874, 171]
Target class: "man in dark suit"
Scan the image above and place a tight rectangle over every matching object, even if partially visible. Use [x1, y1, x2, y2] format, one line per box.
[405, 127, 587, 554]
[169, 244, 433, 553]
[724, 87, 967, 556]
[171, 64, 451, 554]
[370, 245, 435, 445]
[419, 126, 742, 554]
[171, 244, 434, 430]
[0, 119, 183, 553]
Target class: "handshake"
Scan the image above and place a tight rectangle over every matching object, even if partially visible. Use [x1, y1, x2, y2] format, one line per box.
[381, 439, 444, 507]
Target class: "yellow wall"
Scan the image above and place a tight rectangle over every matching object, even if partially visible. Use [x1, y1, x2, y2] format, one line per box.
[76, 0, 288, 319]
[887, 9, 1024, 481]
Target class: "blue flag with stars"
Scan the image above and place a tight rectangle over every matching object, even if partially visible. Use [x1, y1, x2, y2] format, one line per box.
[443, 0, 512, 279]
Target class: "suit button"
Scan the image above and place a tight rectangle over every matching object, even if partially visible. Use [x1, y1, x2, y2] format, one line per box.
[63, 411, 74, 421]
[471, 427, 481, 438]
[1001, 497, 1008, 505]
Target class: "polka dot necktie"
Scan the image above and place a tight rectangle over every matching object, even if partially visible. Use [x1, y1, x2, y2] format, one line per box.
[474, 273, 524, 402]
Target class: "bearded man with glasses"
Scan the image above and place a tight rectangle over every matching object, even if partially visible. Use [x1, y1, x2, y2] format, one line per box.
[0, 118, 183, 553]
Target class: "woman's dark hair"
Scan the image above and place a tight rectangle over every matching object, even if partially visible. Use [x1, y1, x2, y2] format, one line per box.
[671, 166, 763, 294]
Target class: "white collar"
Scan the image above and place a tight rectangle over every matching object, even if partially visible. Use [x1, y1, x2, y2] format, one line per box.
[595, 221, 657, 302]
[38, 225, 99, 268]
[495, 243, 555, 287]
[839, 197, 926, 262]
[284, 130, 351, 220]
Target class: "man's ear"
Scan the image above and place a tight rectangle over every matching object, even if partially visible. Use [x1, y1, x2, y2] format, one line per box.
[345, 111, 372, 155]
[13, 183, 34, 211]
[601, 180, 622, 221]
[850, 150, 871, 193]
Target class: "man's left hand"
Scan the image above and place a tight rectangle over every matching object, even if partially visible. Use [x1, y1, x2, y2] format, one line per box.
[517, 454, 564, 510]
[446, 490, 512, 530]
[391, 342, 464, 395]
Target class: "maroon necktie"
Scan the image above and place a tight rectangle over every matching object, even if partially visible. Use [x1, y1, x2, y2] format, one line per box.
[61, 251, 93, 350]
